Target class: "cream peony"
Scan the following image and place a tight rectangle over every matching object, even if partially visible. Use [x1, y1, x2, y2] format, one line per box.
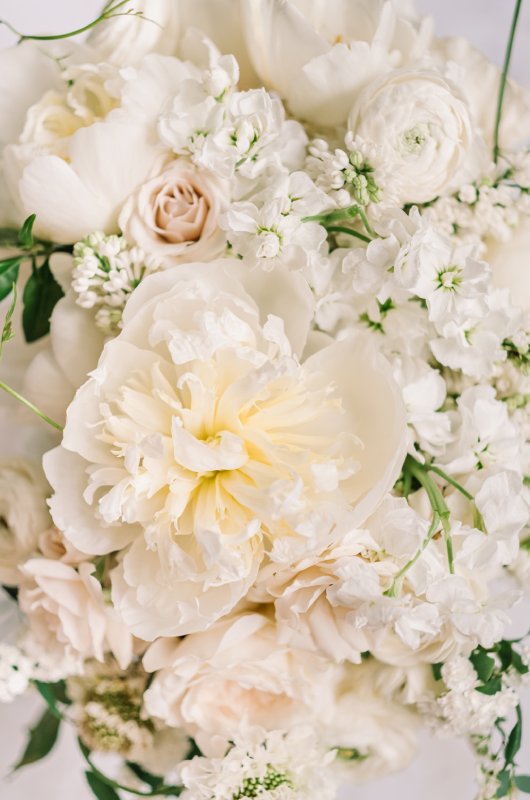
[0, 460, 51, 586]
[348, 69, 482, 204]
[18, 559, 132, 670]
[143, 612, 339, 755]
[239, 0, 431, 126]
[44, 260, 407, 640]
[119, 160, 227, 266]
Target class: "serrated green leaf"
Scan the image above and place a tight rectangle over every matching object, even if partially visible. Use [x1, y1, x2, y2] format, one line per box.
[85, 771, 121, 800]
[0, 258, 22, 302]
[17, 214, 36, 249]
[470, 648, 496, 683]
[22, 259, 63, 342]
[504, 706, 522, 766]
[516, 776, 530, 792]
[476, 677, 503, 695]
[496, 770, 511, 797]
[14, 707, 61, 770]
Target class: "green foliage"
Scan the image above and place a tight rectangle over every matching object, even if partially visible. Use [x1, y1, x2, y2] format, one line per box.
[34, 679, 71, 719]
[515, 776, 530, 793]
[0, 283, 17, 358]
[469, 648, 496, 683]
[22, 259, 64, 342]
[0, 257, 22, 302]
[17, 213, 36, 249]
[85, 771, 121, 800]
[14, 707, 61, 770]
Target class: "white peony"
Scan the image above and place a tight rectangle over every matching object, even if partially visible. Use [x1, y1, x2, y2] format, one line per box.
[18, 559, 133, 669]
[44, 260, 406, 640]
[0, 460, 51, 586]
[143, 612, 339, 755]
[348, 68, 483, 204]
[239, 0, 432, 126]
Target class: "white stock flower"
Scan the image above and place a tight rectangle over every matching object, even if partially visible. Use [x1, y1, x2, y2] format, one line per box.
[348, 69, 482, 204]
[143, 612, 339, 754]
[179, 726, 337, 800]
[44, 261, 407, 640]
[239, 0, 432, 127]
[18, 559, 133, 670]
[0, 460, 51, 586]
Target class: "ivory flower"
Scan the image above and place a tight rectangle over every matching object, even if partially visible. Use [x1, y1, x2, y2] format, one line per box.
[119, 160, 227, 265]
[44, 261, 407, 640]
[348, 69, 482, 204]
[18, 559, 132, 669]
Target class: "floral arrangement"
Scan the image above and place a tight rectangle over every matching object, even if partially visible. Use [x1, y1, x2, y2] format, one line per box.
[1, 1, 530, 798]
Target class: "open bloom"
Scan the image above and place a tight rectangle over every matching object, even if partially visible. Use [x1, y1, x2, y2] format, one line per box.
[44, 260, 407, 640]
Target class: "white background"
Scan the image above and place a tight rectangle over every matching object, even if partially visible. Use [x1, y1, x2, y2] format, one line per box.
[0, 1, 529, 798]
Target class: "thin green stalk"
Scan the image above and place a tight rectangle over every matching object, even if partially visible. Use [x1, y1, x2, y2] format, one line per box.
[358, 207, 377, 238]
[384, 512, 440, 597]
[493, 0, 524, 162]
[0, 0, 132, 42]
[426, 464, 473, 501]
[0, 380, 63, 431]
[325, 225, 371, 243]
[405, 456, 454, 574]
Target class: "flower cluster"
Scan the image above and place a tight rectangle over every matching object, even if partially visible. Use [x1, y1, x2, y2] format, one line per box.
[0, 2, 530, 799]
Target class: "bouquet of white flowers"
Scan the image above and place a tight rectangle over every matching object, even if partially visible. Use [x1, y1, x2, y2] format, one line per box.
[1, 1, 530, 798]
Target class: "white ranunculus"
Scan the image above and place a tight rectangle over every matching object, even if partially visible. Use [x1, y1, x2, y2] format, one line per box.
[348, 69, 483, 205]
[434, 37, 530, 152]
[0, 461, 51, 586]
[327, 659, 421, 781]
[143, 612, 339, 755]
[44, 260, 407, 640]
[18, 559, 133, 670]
[487, 220, 530, 310]
[119, 160, 227, 266]
[239, 0, 432, 126]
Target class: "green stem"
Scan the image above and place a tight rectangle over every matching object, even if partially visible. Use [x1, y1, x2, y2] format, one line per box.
[384, 512, 440, 597]
[0, 0, 132, 42]
[357, 207, 377, 238]
[0, 380, 63, 431]
[493, 0, 524, 162]
[405, 456, 454, 574]
[325, 225, 371, 243]
[426, 464, 473, 501]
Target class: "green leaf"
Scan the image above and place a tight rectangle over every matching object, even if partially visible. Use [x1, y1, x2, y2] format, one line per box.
[496, 770, 512, 797]
[17, 214, 36, 249]
[0, 283, 17, 358]
[470, 648, 496, 683]
[0, 227, 22, 247]
[85, 771, 121, 800]
[476, 677, 503, 695]
[22, 259, 63, 342]
[516, 776, 530, 792]
[0, 257, 22, 302]
[14, 707, 61, 770]
[431, 662, 443, 681]
[126, 761, 163, 790]
[34, 682, 62, 719]
[504, 706, 522, 766]
[510, 649, 529, 675]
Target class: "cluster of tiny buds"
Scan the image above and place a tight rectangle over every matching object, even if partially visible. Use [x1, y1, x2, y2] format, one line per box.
[306, 134, 382, 208]
[428, 148, 530, 242]
[72, 232, 159, 334]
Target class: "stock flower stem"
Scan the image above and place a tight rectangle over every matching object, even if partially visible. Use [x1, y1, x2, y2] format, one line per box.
[385, 512, 441, 597]
[493, 0, 524, 162]
[325, 225, 371, 243]
[0, 0, 131, 42]
[0, 380, 63, 431]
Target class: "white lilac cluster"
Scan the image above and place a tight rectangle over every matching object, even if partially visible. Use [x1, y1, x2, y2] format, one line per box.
[72, 232, 159, 334]
[1, 2, 530, 799]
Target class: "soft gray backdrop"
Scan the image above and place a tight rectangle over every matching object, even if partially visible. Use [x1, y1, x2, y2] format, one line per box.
[0, 1, 529, 798]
